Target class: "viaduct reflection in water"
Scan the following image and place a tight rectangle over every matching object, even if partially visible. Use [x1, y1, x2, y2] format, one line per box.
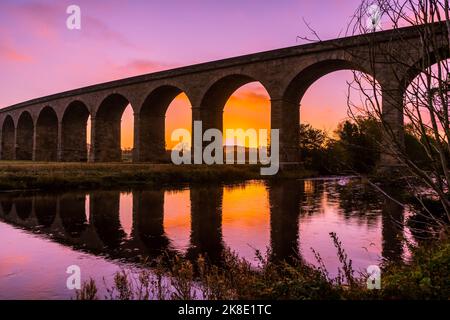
[269, 180, 301, 262]
[132, 190, 171, 256]
[0, 179, 407, 266]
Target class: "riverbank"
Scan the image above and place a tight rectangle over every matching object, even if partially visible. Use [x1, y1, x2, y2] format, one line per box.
[0, 161, 315, 191]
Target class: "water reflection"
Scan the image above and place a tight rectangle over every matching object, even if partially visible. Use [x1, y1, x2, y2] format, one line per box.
[59, 193, 88, 237]
[268, 180, 301, 262]
[132, 190, 171, 256]
[90, 191, 126, 250]
[35, 195, 57, 228]
[0, 198, 12, 216]
[188, 186, 224, 263]
[381, 193, 405, 261]
[15, 196, 32, 221]
[0, 178, 409, 278]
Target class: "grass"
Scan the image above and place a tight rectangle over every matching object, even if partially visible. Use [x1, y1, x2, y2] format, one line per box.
[0, 161, 315, 191]
[76, 233, 450, 300]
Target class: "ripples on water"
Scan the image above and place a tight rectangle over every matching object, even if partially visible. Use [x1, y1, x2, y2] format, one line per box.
[0, 178, 410, 299]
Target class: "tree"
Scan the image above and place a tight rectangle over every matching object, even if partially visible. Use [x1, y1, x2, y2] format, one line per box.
[299, 124, 327, 172]
[347, 0, 450, 230]
[299, 124, 326, 151]
[335, 118, 381, 173]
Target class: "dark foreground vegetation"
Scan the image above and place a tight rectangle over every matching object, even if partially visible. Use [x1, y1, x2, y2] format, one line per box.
[76, 233, 450, 300]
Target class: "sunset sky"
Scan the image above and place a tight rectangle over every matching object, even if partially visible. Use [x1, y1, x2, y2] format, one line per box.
[0, 0, 366, 149]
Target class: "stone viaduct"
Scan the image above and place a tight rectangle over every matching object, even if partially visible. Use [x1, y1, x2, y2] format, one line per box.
[0, 23, 448, 167]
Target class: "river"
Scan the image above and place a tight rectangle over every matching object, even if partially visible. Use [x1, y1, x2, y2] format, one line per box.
[0, 177, 409, 299]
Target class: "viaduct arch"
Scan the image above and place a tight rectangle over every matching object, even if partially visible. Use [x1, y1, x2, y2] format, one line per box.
[1, 115, 14, 160]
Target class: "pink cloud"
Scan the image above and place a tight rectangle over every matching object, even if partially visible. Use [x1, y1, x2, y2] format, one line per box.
[3, 2, 139, 48]
[0, 29, 33, 63]
[83, 15, 140, 50]
[235, 89, 270, 101]
[6, 2, 60, 41]
[95, 59, 178, 81]
[0, 43, 33, 62]
[120, 59, 176, 74]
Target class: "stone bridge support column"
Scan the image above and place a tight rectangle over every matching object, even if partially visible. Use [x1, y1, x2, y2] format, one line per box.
[0, 118, 16, 160]
[88, 116, 96, 162]
[132, 112, 140, 162]
[12, 128, 17, 160]
[271, 99, 300, 167]
[92, 95, 127, 163]
[191, 106, 223, 162]
[380, 81, 405, 170]
[32, 124, 37, 161]
[0, 130, 2, 160]
[57, 121, 63, 162]
[136, 112, 166, 163]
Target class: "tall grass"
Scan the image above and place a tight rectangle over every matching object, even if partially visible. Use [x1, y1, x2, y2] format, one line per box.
[75, 233, 450, 300]
[0, 161, 314, 191]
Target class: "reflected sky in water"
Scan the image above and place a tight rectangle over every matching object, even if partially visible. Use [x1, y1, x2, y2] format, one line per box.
[0, 178, 408, 299]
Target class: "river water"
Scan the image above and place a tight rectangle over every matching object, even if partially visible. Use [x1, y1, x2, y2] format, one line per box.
[0, 177, 409, 299]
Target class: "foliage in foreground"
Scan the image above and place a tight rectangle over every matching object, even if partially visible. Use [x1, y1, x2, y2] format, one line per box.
[379, 239, 450, 300]
[76, 233, 450, 300]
